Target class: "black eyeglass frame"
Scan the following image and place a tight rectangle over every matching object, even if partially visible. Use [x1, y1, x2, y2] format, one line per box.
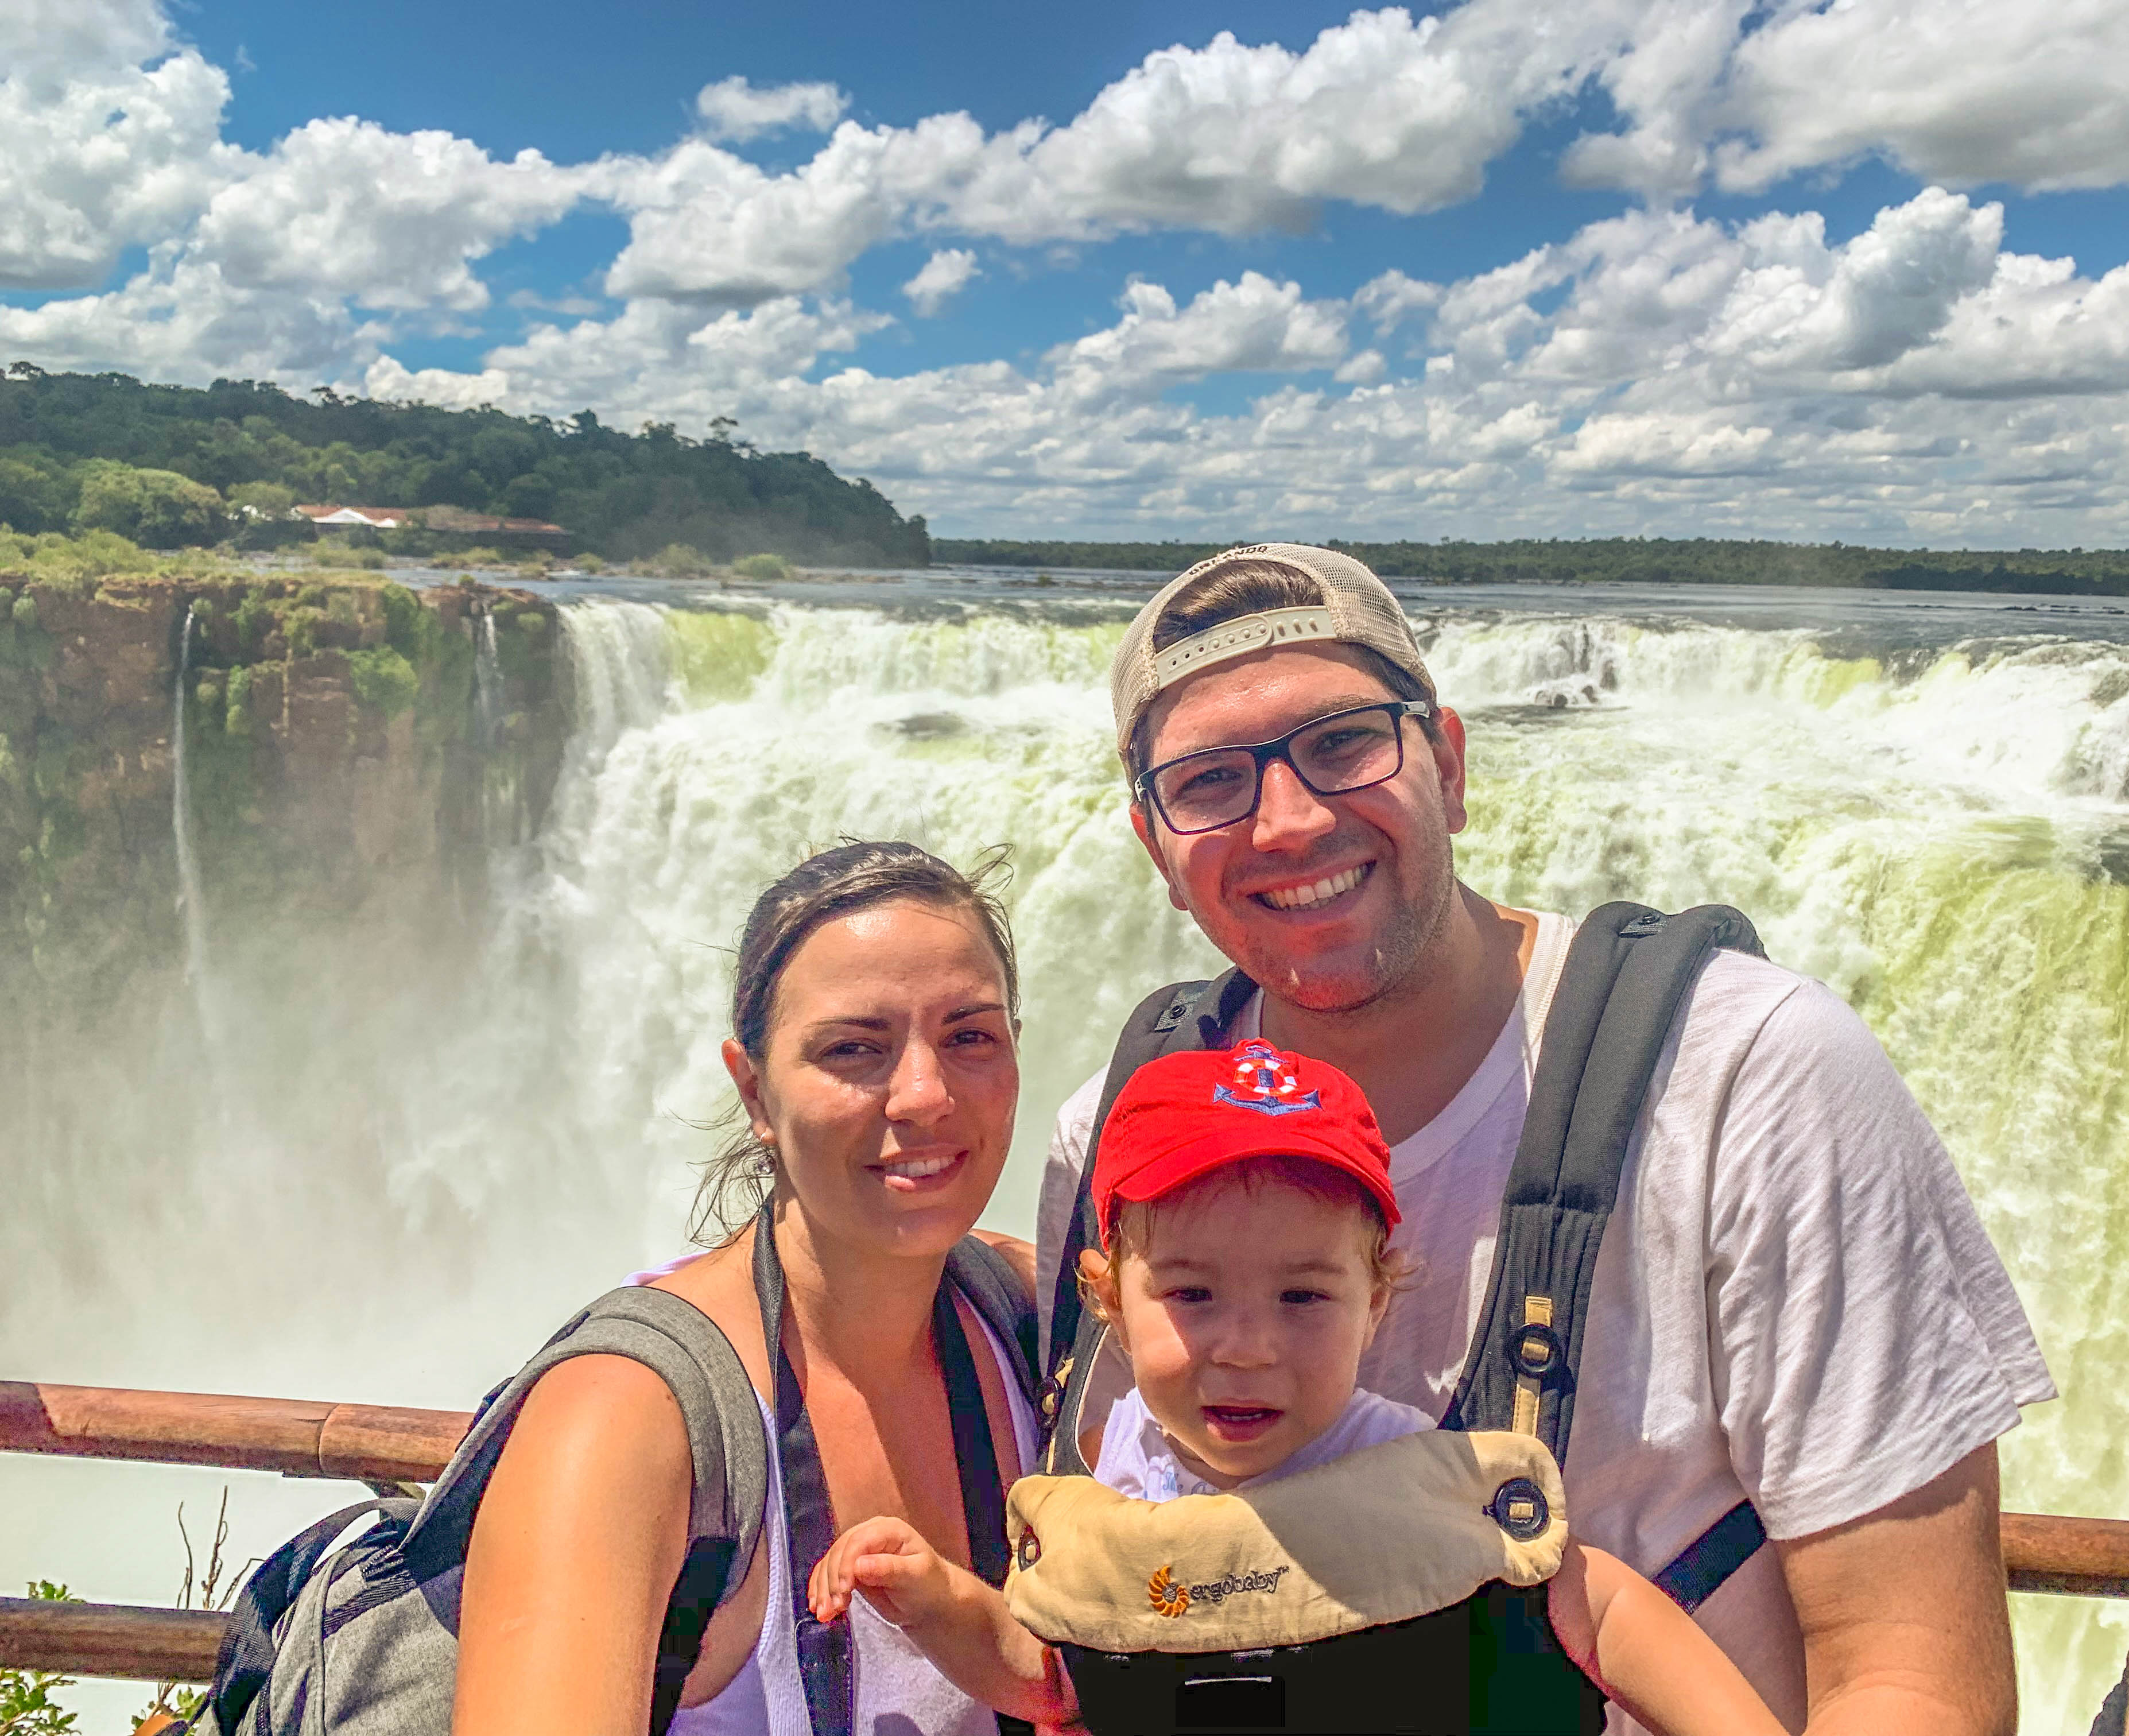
[1134, 699, 1436, 836]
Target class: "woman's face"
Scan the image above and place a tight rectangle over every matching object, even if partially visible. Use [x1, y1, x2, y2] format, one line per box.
[725, 898, 1019, 1261]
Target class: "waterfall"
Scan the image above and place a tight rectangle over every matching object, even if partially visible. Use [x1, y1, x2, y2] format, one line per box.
[6, 589, 2127, 1730]
[170, 605, 222, 1063]
[473, 609, 504, 747]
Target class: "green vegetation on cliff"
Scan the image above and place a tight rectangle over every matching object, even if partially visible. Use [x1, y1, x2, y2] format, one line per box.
[0, 367, 931, 566]
[933, 536, 2129, 596]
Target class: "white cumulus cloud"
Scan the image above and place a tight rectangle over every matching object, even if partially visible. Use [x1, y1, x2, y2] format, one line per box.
[8, 0, 2129, 548]
[902, 249, 980, 316]
[1568, 0, 2129, 198]
[191, 119, 594, 311]
[0, 36, 242, 289]
[596, 4, 1645, 307]
[1055, 274, 1349, 401]
[1716, 0, 2129, 195]
[694, 76, 849, 144]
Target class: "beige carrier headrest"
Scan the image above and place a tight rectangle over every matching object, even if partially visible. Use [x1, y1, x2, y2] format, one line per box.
[1005, 1429, 1566, 1655]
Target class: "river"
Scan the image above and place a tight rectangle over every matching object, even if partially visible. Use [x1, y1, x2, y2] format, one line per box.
[4, 571, 2126, 1730]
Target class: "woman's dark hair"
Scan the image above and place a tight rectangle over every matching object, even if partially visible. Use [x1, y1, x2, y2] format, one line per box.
[691, 839, 1019, 1242]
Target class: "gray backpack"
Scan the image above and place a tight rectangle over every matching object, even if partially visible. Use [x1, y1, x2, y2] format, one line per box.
[203, 1226, 1037, 1736]
[204, 1286, 768, 1736]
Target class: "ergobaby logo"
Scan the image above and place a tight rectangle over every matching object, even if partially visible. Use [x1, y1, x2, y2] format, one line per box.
[1147, 1562, 1292, 1617]
[1147, 1565, 1190, 1618]
[1188, 1566, 1292, 1605]
[1213, 1043, 1321, 1118]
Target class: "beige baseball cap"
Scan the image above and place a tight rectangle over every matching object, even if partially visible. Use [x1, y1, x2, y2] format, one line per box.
[1108, 542, 1433, 758]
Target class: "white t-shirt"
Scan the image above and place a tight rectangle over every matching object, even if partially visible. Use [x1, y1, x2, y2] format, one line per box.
[1037, 912, 2054, 1733]
[1093, 1385, 1434, 1502]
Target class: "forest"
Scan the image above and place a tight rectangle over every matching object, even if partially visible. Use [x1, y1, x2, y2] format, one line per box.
[0, 367, 932, 567]
[934, 536, 2129, 596]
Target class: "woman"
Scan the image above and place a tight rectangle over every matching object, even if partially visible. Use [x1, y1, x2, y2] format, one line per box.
[453, 841, 1038, 1736]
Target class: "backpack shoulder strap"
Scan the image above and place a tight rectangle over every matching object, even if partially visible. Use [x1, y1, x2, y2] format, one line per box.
[1441, 901, 1766, 1614]
[1045, 968, 1255, 1381]
[945, 1235, 1040, 1408]
[405, 1286, 768, 1603]
[1443, 901, 1760, 1451]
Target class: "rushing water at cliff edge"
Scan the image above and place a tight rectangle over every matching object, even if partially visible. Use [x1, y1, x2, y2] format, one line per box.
[5, 576, 2127, 1730]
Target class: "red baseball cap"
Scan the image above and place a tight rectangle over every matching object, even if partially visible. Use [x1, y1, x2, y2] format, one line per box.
[1091, 1041, 1400, 1245]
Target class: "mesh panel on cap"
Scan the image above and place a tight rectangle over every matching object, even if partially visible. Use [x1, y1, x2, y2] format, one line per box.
[1108, 543, 1433, 760]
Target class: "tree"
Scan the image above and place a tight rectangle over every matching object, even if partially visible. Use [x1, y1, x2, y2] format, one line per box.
[72, 463, 225, 548]
[227, 480, 297, 518]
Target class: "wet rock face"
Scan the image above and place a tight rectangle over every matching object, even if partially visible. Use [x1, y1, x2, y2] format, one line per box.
[0, 574, 567, 1009]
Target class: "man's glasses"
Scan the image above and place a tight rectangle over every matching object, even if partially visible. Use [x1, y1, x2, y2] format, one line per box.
[1136, 700, 1434, 835]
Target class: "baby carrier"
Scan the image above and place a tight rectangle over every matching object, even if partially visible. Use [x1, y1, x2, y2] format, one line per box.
[1024, 902, 1766, 1736]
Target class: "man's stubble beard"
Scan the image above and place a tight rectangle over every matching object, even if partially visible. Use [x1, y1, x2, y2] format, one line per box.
[1216, 834, 1463, 1022]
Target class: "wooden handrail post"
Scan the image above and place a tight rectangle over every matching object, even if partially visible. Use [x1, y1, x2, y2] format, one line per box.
[0, 1598, 230, 1683]
[0, 1381, 474, 1483]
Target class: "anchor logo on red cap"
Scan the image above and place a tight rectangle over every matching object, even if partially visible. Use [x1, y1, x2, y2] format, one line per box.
[1212, 1041, 1323, 1117]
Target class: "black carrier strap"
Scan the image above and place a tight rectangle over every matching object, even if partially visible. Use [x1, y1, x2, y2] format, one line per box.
[1441, 902, 1760, 1449]
[1045, 969, 1255, 1380]
[752, 1204, 1030, 1736]
[1440, 901, 1767, 1610]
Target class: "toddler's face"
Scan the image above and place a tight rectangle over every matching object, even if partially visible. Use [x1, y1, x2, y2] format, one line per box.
[1106, 1171, 1390, 1489]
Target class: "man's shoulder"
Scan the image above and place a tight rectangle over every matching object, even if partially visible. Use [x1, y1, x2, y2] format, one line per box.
[1682, 947, 1878, 1076]
[1687, 943, 1815, 1028]
[1051, 1065, 1106, 1166]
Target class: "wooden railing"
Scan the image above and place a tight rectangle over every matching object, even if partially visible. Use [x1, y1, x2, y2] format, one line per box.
[7, 1380, 2129, 1682]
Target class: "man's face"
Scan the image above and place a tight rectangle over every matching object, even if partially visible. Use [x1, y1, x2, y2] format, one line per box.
[1130, 644, 1469, 1013]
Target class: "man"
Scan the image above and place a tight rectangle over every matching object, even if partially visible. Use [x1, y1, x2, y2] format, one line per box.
[1036, 544, 2052, 1734]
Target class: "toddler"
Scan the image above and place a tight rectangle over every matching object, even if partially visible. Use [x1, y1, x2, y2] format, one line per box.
[810, 1044, 1782, 1736]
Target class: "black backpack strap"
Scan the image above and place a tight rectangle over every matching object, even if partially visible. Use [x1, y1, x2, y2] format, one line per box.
[1045, 968, 1255, 1381]
[1038, 1319, 1111, 1477]
[754, 1203, 1027, 1736]
[1653, 1499, 1769, 1614]
[1441, 900, 1767, 1613]
[211, 1498, 414, 1735]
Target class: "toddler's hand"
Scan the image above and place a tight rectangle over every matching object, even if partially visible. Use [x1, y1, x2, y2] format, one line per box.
[807, 1517, 954, 1630]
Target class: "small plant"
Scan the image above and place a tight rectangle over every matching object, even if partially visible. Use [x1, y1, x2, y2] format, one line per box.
[311, 542, 385, 569]
[133, 1491, 253, 1735]
[730, 551, 792, 582]
[1, 1581, 81, 1736]
[649, 542, 714, 577]
[347, 646, 420, 716]
[573, 553, 606, 574]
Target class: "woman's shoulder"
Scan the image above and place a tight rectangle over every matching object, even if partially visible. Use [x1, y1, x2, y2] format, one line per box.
[968, 1229, 1037, 1300]
[642, 1233, 775, 1398]
[479, 1352, 695, 1551]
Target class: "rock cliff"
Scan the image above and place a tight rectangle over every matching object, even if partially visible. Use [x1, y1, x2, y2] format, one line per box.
[0, 572, 567, 1010]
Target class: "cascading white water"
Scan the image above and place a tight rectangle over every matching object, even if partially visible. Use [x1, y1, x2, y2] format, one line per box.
[7, 586, 2127, 1730]
[472, 609, 504, 746]
[170, 606, 222, 1065]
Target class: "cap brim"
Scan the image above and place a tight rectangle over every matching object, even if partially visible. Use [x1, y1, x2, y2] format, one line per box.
[1105, 1124, 1400, 1239]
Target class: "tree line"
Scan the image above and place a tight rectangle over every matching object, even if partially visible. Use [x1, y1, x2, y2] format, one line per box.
[0, 367, 932, 567]
[933, 537, 2129, 596]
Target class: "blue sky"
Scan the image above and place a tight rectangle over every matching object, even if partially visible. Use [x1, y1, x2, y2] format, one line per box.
[5, 0, 2129, 543]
